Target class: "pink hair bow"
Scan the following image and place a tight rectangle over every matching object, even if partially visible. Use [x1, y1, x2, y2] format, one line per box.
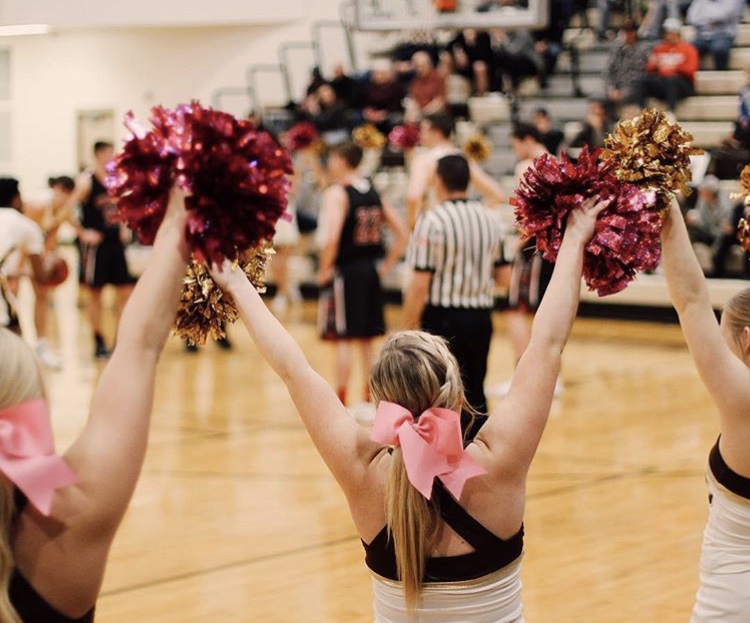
[370, 401, 487, 500]
[0, 399, 78, 515]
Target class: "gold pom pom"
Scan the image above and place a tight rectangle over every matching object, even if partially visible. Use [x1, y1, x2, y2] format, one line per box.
[738, 217, 750, 252]
[173, 242, 272, 346]
[462, 134, 492, 163]
[601, 108, 704, 199]
[352, 124, 387, 150]
[736, 164, 750, 207]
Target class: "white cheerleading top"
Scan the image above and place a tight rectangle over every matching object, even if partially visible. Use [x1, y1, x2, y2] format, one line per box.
[690, 439, 750, 623]
[371, 558, 525, 623]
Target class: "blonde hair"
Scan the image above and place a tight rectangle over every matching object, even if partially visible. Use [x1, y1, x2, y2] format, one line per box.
[0, 328, 44, 623]
[369, 330, 467, 611]
[724, 287, 750, 355]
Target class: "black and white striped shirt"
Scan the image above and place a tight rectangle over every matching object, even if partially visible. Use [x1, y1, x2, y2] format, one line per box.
[407, 199, 503, 309]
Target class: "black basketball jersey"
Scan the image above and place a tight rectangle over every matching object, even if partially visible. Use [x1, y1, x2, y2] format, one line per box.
[81, 174, 120, 240]
[336, 180, 385, 266]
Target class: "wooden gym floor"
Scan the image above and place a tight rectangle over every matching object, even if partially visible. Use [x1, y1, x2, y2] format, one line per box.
[14, 264, 718, 623]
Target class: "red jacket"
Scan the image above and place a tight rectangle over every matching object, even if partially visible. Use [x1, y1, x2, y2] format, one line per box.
[646, 39, 700, 83]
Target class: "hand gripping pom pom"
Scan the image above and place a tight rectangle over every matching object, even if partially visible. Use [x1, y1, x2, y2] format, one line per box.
[107, 102, 293, 265]
[462, 134, 492, 163]
[174, 243, 273, 346]
[388, 123, 421, 151]
[513, 146, 662, 296]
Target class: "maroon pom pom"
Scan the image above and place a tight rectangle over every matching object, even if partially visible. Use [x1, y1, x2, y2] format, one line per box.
[513, 146, 661, 296]
[388, 123, 421, 151]
[107, 102, 293, 264]
[286, 122, 320, 152]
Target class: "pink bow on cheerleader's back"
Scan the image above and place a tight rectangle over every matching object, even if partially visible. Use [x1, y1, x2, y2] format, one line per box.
[0, 399, 78, 515]
[370, 401, 487, 500]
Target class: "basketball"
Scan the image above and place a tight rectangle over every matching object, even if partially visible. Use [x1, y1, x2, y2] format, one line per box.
[38, 251, 69, 287]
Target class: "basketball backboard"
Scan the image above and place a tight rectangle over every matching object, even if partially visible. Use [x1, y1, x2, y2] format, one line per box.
[354, 0, 548, 31]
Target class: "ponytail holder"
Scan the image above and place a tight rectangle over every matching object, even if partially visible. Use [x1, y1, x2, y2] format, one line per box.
[370, 401, 487, 500]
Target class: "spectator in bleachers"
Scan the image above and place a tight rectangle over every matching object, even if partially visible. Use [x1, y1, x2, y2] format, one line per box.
[714, 200, 750, 277]
[361, 59, 406, 133]
[685, 174, 734, 266]
[489, 28, 544, 96]
[330, 63, 360, 107]
[406, 51, 447, 119]
[533, 0, 574, 88]
[686, 0, 743, 71]
[305, 66, 326, 97]
[730, 68, 750, 148]
[570, 98, 614, 151]
[532, 108, 566, 155]
[605, 20, 653, 111]
[597, 0, 625, 41]
[447, 29, 494, 96]
[640, 0, 691, 39]
[636, 17, 698, 112]
[305, 83, 351, 146]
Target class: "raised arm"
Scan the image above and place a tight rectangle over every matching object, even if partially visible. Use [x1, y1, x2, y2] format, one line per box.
[661, 201, 750, 435]
[211, 263, 379, 494]
[406, 153, 434, 229]
[61, 187, 189, 530]
[11, 187, 189, 617]
[475, 196, 609, 473]
[468, 160, 506, 207]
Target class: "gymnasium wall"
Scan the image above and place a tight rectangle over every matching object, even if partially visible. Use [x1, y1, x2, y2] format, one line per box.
[1, 0, 353, 189]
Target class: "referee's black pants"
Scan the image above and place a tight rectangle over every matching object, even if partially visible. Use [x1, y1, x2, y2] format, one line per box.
[421, 305, 492, 440]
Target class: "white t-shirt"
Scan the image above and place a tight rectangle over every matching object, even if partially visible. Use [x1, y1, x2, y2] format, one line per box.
[0, 207, 45, 326]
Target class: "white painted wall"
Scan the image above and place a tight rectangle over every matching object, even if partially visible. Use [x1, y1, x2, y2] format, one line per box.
[0, 0, 306, 27]
[2, 0, 365, 191]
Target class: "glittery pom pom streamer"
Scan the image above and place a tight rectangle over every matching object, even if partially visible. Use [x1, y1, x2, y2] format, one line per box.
[108, 102, 292, 265]
[601, 108, 703, 202]
[462, 135, 492, 163]
[353, 123, 387, 150]
[286, 122, 320, 152]
[514, 147, 662, 296]
[174, 243, 272, 346]
[388, 123, 421, 151]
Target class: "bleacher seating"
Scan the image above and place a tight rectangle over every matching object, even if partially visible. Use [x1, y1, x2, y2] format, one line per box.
[253, 2, 750, 311]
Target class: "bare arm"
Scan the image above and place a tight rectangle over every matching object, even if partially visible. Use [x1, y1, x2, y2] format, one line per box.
[406, 153, 435, 229]
[661, 202, 750, 446]
[379, 200, 408, 277]
[316, 185, 348, 284]
[475, 197, 609, 474]
[212, 265, 379, 493]
[52, 173, 91, 234]
[12, 187, 189, 616]
[402, 270, 431, 329]
[61, 188, 189, 531]
[468, 160, 506, 207]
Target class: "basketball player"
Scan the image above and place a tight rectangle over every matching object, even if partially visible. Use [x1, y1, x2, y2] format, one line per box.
[317, 142, 408, 409]
[65, 142, 135, 358]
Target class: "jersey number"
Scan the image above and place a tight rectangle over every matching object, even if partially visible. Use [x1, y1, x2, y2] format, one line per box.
[354, 207, 382, 246]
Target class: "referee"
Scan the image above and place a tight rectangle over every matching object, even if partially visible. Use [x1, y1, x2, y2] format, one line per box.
[403, 153, 504, 423]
